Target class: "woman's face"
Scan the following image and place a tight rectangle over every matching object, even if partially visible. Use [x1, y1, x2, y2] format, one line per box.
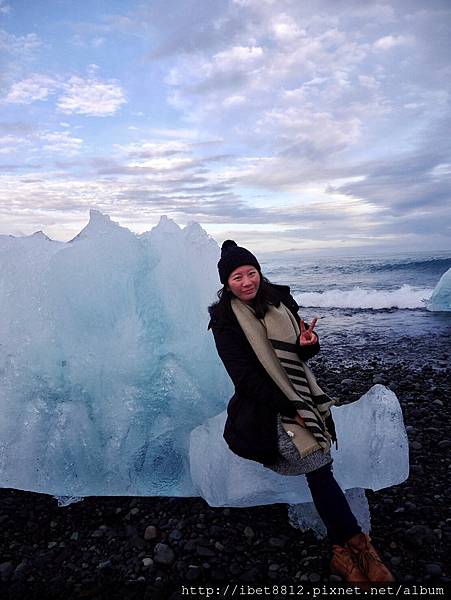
[227, 264, 261, 304]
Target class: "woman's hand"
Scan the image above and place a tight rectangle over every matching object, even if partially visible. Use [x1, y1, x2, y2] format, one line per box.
[299, 317, 318, 346]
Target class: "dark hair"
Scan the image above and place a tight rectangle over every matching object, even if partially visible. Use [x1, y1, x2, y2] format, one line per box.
[208, 275, 281, 323]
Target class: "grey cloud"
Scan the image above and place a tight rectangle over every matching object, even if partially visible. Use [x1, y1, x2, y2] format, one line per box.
[186, 72, 250, 96]
[333, 113, 451, 216]
[365, 209, 451, 237]
[139, 0, 246, 60]
[0, 121, 36, 135]
[0, 163, 42, 171]
[126, 148, 185, 159]
[336, 174, 450, 214]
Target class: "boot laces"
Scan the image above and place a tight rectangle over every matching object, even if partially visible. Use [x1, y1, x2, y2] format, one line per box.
[355, 547, 385, 577]
[337, 546, 365, 577]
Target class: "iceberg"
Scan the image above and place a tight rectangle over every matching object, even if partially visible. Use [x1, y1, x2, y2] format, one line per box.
[0, 210, 229, 496]
[0, 211, 409, 539]
[426, 267, 451, 311]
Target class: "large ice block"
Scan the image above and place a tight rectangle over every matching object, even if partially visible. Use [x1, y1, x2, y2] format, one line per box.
[189, 385, 409, 507]
[0, 211, 229, 496]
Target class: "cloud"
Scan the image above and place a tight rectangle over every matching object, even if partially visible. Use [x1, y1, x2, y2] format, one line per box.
[0, 121, 83, 158]
[1, 1, 450, 250]
[0, 1, 11, 15]
[0, 134, 29, 155]
[39, 131, 84, 156]
[2, 70, 126, 117]
[0, 29, 42, 57]
[373, 34, 413, 51]
[0, 121, 36, 135]
[3, 74, 59, 104]
[57, 75, 126, 116]
[92, 37, 106, 48]
[256, 107, 362, 155]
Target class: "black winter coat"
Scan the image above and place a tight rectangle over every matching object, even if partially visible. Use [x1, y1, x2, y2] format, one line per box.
[208, 283, 321, 465]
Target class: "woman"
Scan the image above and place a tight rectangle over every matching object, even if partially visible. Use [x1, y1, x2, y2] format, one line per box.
[208, 240, 394, 584]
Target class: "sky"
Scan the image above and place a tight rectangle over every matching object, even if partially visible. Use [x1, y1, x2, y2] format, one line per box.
[0, 0, 450, 253]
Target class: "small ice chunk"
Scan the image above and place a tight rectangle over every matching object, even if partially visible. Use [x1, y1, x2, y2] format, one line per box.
[288, 488, 371, 537]
[426, 267, 451, 311]
[54, 496, 84, 507]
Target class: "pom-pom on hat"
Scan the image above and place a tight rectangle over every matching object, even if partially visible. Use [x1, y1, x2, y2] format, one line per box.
[217, 239, 261, 284]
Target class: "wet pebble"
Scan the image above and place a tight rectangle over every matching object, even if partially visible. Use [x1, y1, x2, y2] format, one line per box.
[425, 564, 442, 577]
[154, 543, 175, 566]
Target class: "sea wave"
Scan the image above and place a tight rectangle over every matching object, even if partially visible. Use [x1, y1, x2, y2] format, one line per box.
[263, 256, 451, 279]
[368, 257, 451, 273]
[296, 285, 433, 309]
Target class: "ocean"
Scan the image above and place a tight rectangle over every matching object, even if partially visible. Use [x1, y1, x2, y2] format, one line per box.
[259, 250, 451, 366]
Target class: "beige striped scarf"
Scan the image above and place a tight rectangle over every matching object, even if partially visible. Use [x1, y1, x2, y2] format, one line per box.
[231, 299, 334, 458]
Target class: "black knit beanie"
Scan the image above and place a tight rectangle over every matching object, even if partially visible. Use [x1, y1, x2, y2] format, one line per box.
[217, 240, 261, 284]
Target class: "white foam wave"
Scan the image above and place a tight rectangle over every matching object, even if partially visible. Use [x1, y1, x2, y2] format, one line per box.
[296, 285, 433, 310]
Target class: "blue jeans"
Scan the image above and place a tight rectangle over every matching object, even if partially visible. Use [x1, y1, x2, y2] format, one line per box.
[305, 461, 362, 546]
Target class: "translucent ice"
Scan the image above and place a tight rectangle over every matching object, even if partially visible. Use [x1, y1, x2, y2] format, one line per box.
[288, 488, 371, 538]
[426, 267, 451, 311]
[0, 210, 228, 496]
[0, 211, 408, 524]
[190, 385, 409, 510]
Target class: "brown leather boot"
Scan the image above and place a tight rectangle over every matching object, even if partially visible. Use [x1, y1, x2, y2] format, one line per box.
[347, 533, 395, 582]
[330, 544, 369, 583]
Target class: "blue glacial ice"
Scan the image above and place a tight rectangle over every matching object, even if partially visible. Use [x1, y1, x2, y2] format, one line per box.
[426, 267, 451, 311]
[0, 211, 409, 536]
[0, 210, 228, 497]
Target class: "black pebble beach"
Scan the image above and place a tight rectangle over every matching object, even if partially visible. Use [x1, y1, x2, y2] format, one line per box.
[0, 331, 450, 599]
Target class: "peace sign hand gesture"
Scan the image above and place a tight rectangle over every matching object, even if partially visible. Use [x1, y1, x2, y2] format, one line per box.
[299, 317, 318, 346]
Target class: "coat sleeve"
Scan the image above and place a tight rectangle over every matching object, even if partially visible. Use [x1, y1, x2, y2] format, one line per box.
[211, 321, 298, 418]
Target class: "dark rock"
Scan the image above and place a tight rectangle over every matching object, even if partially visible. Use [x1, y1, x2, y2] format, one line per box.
[144, 525, 159, 540]
[154, 543, 175, 565]
[268, 536, 287, 548]
[196, 546, 215, 558]
[11, 560, 29, 581]
[229, 563, 242, 576]
[410, 465, 424, 476]
[211, 567, 227, 581]
[240, 566, 264, 581]
[186, 565, 202, 580]
[183, 539, 198, 553]
[425, 564, 442, 577]
[0, 562, 14, 582]
[169, 529, 183, 541]
[405, 525, 436, 547]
